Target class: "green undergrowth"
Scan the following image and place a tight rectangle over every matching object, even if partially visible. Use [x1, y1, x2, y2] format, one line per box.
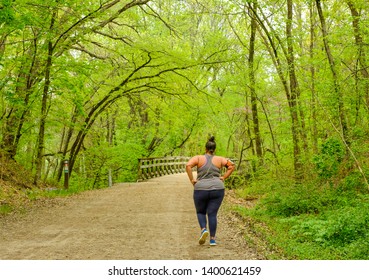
[0, 159, 116, 216]
[1, 179, 93, 216]
[232, 171, 369, 260]
[0, 183, 84, 216]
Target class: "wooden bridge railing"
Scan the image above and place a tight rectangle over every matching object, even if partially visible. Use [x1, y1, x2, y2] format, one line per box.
[137, 156, 238, 182]
[137, 156, 190, 181]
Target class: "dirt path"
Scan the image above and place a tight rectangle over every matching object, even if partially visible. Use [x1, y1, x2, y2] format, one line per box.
[0, 173, 260, 260]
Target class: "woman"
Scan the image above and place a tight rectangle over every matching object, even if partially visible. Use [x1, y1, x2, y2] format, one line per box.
[185, 136, 235, 246]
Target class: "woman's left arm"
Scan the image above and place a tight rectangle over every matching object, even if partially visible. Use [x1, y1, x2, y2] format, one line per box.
[220, 158, 235, 181]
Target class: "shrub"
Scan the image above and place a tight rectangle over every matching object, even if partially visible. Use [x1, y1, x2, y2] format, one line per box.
[257, 184, 342, 217]
[259, 192, 319, 217]
[337, 171, 367, 194]
[313, 137, 345, 179]
[290, 203, 369, 248]
[344, 239, 369, 259]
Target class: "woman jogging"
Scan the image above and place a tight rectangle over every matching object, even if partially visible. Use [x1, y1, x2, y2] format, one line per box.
[185, 136, 235, 246]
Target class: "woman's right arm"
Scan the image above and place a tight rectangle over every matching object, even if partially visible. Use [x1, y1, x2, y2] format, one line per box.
[186, 156, 198, 185]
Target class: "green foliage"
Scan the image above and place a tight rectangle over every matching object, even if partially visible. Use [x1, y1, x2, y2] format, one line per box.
[313, 138, 345, 179]
[0, 0, 14, 25]
[285, 201, 369, 259]
[236, 169, 369, 259]
[226, 172, 249, 189]
[337, 170, 368, 194]
[256, 184, 344, 217]
[0, 204, 13, 215]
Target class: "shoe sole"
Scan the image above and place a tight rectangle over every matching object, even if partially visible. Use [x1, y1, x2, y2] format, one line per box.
[210, 242, 217, 246]
[199, 231, 209, 245]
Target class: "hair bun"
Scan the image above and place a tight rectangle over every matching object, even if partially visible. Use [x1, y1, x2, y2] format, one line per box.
[205, 136, 216, 153]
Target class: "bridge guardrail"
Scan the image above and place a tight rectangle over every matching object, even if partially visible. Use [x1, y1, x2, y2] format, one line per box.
[137, 156, 190, 181]
[137, 156, 238, 182]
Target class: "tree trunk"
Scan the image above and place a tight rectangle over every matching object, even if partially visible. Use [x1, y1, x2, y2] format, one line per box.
[287, 0, 303, 181]
[1, 35, 39, 159]
[56, 108, 78, 182]
[248, 0, 263, 163]
[346, 0, 369, 111]
[249, 0, 304, 181]
[34, 12, 56, 184]
[310, 2, 318, 154]
[106, 111, 114, 187]
[316, 0, 348, 143]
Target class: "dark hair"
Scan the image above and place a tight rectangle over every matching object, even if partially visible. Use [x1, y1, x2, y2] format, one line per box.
[205, 136, 216, 154]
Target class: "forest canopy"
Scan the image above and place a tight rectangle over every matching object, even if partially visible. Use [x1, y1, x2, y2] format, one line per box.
[1, 0, 369, 190]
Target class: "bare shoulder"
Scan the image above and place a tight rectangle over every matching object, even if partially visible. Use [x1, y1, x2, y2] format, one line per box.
[187, 155, 205, 167]
[213, 155, 224, 160]
[214, 156, 234, 167]
[212, 155, 227, 166]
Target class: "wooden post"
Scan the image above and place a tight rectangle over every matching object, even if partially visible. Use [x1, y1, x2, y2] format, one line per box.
[63, 159, 69, 189]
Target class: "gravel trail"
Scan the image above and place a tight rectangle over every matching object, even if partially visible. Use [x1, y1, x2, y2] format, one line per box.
[0, 173, 259, 260]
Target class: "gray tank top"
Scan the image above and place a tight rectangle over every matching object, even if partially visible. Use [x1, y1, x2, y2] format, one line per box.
[194, 154, 225, 190]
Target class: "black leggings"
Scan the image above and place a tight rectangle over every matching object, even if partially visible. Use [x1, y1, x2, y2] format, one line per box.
[193, 189, 225, 237]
